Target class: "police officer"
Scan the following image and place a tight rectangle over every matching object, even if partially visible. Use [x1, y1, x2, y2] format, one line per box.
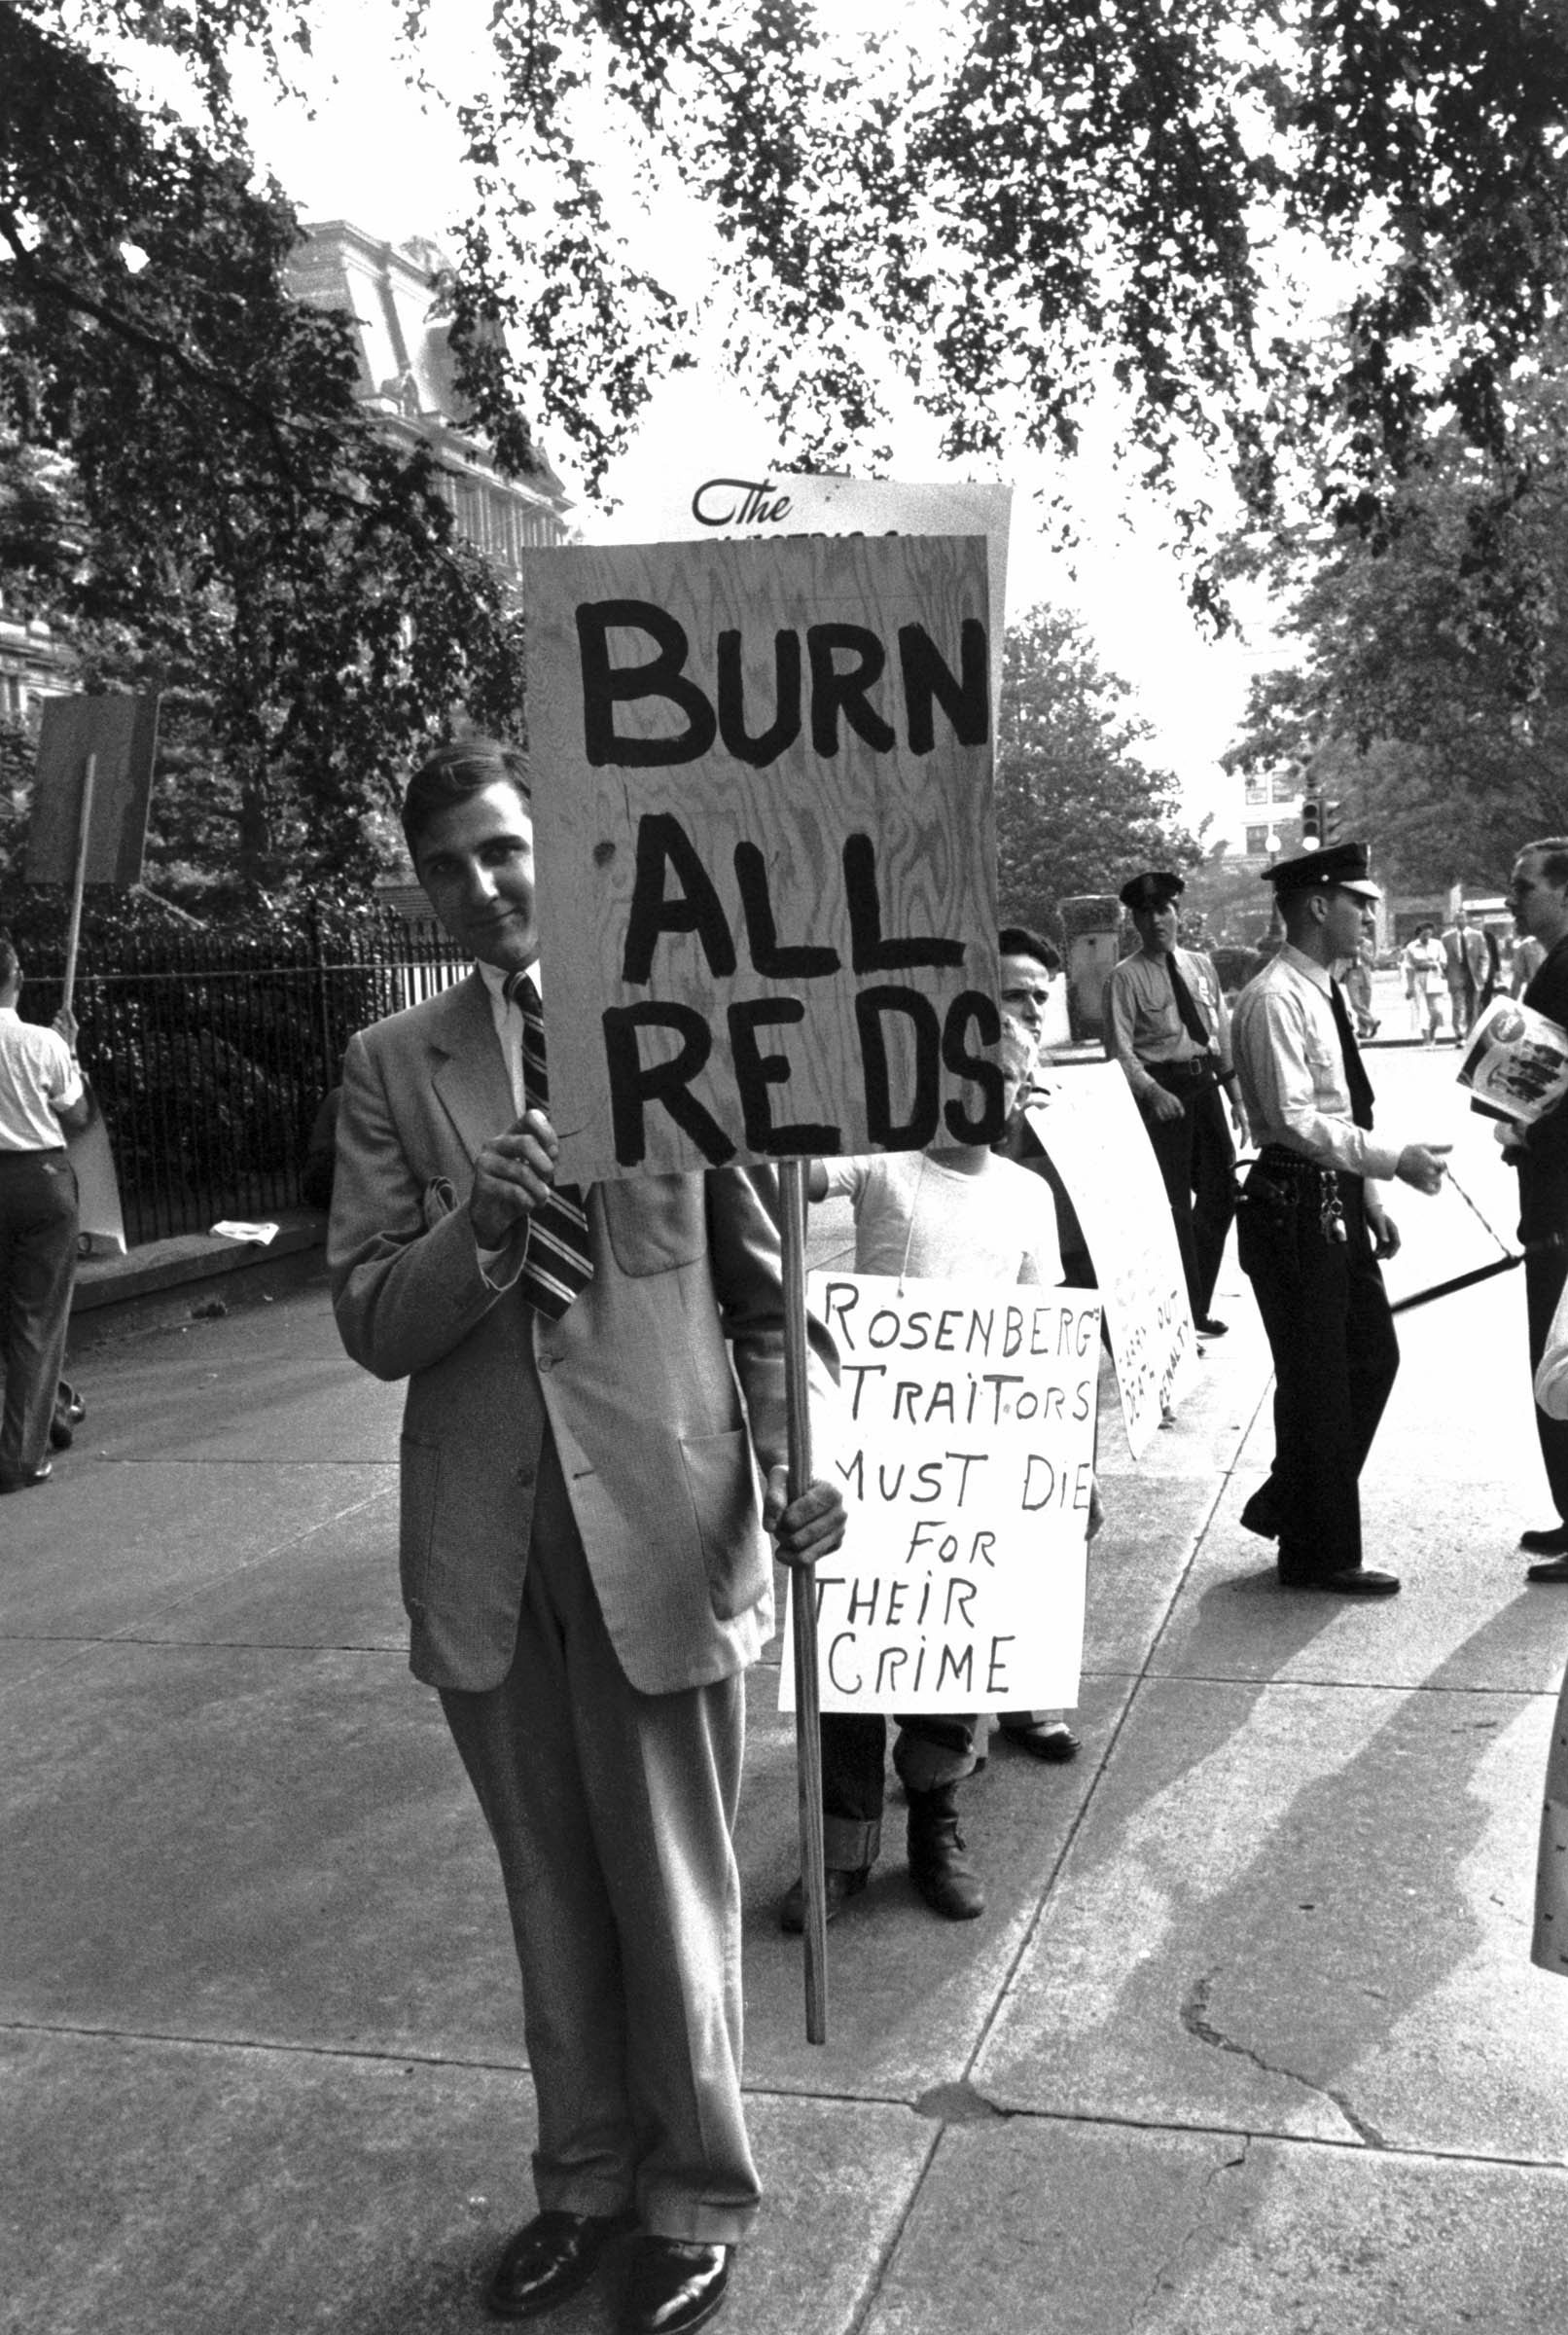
[1105, 871, 1246, 1336]
[1230, 844, 1447, 1596]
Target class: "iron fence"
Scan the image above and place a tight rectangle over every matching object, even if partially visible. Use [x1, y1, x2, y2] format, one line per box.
[22, 917, 468, 1245]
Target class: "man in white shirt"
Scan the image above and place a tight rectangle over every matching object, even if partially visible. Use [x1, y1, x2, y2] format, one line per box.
[0, 934, 91, 1492]
[1230, 844, 1448, 1597]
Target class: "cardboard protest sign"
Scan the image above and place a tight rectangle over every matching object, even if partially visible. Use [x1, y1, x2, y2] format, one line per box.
[1458, 996, 1568, 1125]
[618, 473, 1014, 713]
[526, 533, 1000, 1185]
[1019, 1065, 1197, 1455]
[68, 1111, 126, 1256]
[27, 694, 159, 889]
[780, 1271, 1101, 1714]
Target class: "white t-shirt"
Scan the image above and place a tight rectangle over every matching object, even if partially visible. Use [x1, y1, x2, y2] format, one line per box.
[0, 1006, 82, 1151]
[821, 1149, 1063, 1285]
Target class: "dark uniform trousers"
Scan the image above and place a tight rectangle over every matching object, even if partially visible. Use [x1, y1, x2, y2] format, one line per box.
[438, 1425, 762, 2245]
[0, 1148, 78, 1483]
[1140, 1062, 1235, 1321]
[1236, 1169, 1399, 1578]
[1519, 1158, 1568, 1527]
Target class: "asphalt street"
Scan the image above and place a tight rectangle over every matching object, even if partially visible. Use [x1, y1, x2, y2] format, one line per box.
[6, 1033, 1568, 2333]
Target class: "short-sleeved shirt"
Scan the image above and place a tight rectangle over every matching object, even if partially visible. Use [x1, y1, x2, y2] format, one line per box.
[1105, 946, 1232, 1103]
[821, 1149, 1063, 1286]
[0, 1006, 82, 1151]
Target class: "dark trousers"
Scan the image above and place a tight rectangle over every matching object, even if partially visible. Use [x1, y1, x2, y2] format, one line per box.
[1525, 1237, 1568, 1525]
[1236, 1169, 1400, 1579]
[0, 1149, 78, 1483]
[820, 1710, 981, 1870]
[1140, 1066, 1236, 1319]
[438, 1430, 760, 2243]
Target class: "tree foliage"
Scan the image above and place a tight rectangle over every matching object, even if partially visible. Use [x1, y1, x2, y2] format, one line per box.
[1, 0, 525, 908]
[1224, 373, 1568, 893]
[996, 606, 1204, 937]
[412, 1, 1568, 584]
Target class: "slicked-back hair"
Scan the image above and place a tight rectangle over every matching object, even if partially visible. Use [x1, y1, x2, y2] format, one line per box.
[998, 923, 1061, 974]
[401, 738, 531, 864]
[1519, 839, 1568, 891]
[0, 932, 18, 993]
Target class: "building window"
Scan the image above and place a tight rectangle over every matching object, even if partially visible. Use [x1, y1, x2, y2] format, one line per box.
[1243, 774, 1267, 806]
[1270, 769, 1300, 804]
[1245, 825, 1270, 857]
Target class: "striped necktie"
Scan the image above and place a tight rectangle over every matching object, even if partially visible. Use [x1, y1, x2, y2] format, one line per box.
[504, 972, 594, 1319]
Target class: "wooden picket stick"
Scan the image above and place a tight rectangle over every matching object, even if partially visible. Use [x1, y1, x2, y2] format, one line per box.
[59, 751, 97, 1019]
[779, 1155, 829, 2043]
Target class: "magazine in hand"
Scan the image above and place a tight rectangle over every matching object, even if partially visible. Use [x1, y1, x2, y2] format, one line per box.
[1457, 995, 1568, 1124]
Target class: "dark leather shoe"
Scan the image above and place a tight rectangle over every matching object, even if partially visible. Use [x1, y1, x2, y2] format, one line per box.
[1521, 1524, 1568, 1556]
[1195, 1316, 1229, 1337]
[1527, 1554, 1568, 1583]
[0, 1461, 52, 1494]
[486, 2209, 630, 2318]
[621, 2238, 729, 2335]
[999, 1719, 1080, 1762]
[1239, 1484, 1281, 1539]
[1279, 1565, 1400, 1597]
[778, 1865, 868, 1932]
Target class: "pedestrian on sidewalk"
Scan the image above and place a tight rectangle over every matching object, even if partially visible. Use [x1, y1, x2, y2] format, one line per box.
[0, 933, 92, 1495]
[1499, 839, 1568, 1580]
[1230, 844, 1449, 1598]
[1402, 923, 1446, 1043]
[779, 1036, 1096, 1936]
[329, 738, 845, 2335]
[1443, 908, 1488, 1042]
[1105, 871, 1249, 1339]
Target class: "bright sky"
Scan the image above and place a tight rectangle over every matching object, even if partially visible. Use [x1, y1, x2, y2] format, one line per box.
[217, 1, 1276, 845]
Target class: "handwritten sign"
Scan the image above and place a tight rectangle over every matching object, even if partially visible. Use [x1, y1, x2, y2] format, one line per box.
[780, 1272, 1101, 1714]
[525, 533, 1000, 1185]
[617, 473, 1014, 714]
[1020, 1066, 1196, 1455]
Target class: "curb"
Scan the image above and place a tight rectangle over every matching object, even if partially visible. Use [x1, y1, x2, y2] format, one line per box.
[70, 1209, 330, 1342]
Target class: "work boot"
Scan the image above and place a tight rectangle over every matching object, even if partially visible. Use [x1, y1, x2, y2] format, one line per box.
[906, 1784, 984, 1920]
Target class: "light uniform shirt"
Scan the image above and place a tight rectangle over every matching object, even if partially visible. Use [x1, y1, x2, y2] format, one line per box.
[822, 1149, 1063, 1286]
[1105, 946, 1233, 1105]
[0, 1006, 82, 1151]
[1231, 944, 1401, 1181]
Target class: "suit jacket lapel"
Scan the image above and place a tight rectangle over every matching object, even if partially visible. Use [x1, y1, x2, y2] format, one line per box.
[430, 972, 515, 1164]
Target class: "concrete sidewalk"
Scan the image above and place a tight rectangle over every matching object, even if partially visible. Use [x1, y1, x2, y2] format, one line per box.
[7, 1174, 1568, 2332]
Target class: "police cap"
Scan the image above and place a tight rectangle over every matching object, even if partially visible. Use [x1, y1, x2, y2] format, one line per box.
[1263, 841, 1381, 903]
[1120, 870, 1185, 913]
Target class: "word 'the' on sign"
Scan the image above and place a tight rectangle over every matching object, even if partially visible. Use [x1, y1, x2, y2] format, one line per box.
[525, 532, 1000, 1186]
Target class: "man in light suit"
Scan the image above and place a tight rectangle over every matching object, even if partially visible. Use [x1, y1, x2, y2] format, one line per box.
[1442, 908, 1488, 1040]
[330, 739, 845, 2335]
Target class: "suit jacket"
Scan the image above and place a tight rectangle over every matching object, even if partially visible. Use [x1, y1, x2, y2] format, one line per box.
[1443, 925, 1488, 988]
[330, 971, 834, 1696]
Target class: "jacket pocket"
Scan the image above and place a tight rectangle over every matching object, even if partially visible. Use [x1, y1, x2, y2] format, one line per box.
[398, 1434, 442, 1618]
[680, 1426, 768, 1619]
[601, 1173, 708, 1276]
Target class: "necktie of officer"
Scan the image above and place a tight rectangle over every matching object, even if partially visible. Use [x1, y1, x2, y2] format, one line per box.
[504, 971, 594, 1318]
[1166, 952, 1211, 1050]
[1330, 980, 1376, 1131]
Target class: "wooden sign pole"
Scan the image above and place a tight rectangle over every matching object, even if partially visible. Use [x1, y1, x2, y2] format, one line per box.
[779, 1155, 829, 2043]
[60, 753, 97, 1018]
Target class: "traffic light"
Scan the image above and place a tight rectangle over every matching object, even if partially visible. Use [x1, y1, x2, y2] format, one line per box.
[1322, 799, 1341, 843]
[1301, 793, 1322, 846]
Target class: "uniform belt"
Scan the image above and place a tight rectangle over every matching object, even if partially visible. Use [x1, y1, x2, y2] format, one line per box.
[0, 1144, 66, 1159]
[1146, 1058, 1217, 1083]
